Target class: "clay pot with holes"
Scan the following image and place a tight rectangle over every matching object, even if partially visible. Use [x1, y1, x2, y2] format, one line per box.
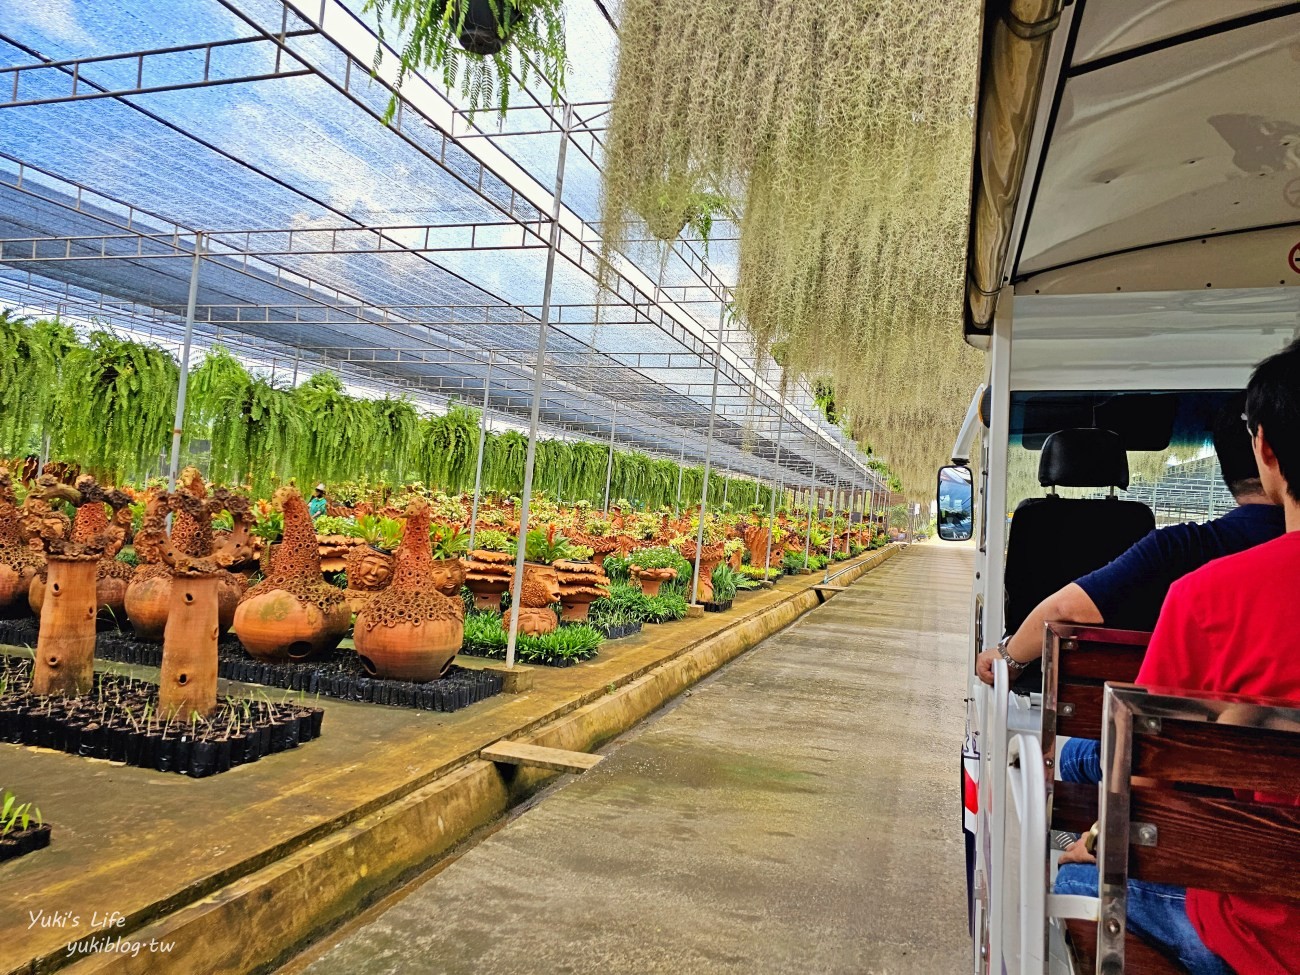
[32, 556, 98, 697]
[127, 568, 245, 641]
[159, 574, 221, 718]
[235, 490, 350, 662]
[354, 499, 464, 682]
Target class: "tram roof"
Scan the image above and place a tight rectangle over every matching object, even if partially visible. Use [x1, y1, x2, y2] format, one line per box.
[964, 0, 1300, 382]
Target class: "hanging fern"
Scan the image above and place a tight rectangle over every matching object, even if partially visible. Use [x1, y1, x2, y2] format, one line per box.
[364, 0, 569, 119]
[0, 312, 74, 456]
[55, 330, 179, 482]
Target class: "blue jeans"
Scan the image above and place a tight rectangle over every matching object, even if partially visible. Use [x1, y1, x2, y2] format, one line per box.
[1055, 864, 1234, 974]
[1059, 736, 1102, 784]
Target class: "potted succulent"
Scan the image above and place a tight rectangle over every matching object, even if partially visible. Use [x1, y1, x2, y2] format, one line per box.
[506, 525, 569, 636]
[428, 521, 469, 596]
[464, 528, 513, 611]
[553, 544, 610, 623]
[627, 546, 681, 598]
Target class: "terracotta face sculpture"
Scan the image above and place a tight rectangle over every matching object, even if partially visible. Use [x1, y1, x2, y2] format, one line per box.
[354, 550, 394, 590]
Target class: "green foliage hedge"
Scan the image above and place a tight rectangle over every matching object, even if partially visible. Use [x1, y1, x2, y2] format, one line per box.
[0, 317, 775, 506]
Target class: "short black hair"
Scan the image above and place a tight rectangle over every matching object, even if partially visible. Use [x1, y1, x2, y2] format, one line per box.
[1212, 391, 1261, 498]
[1245, 338, 1300, 503]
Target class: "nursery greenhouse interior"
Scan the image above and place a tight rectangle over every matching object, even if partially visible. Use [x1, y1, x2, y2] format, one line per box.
[5, 0, 1223, 970]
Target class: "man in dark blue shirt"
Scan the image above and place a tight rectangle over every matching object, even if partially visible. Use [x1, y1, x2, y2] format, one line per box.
[976, 394, 1283, 689]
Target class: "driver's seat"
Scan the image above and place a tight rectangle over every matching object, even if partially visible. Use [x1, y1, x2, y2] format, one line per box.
[1004, 428, 1155, 638]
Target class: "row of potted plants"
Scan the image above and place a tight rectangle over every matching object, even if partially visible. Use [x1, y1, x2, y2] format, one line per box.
[0, 784, 48, 863]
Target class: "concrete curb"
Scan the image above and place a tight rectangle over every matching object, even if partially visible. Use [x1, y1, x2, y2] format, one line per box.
[62, 545, 901, 975]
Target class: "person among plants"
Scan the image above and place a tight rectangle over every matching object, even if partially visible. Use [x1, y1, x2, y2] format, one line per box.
[308, 484, 328, 521]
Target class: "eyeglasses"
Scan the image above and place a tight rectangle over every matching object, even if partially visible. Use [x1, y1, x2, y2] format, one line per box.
[1242, 412, 1256, 438]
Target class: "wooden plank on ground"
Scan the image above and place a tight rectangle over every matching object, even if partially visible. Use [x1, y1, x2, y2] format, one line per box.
[481, 740, 603, 774]
[812, 585, 849, 604]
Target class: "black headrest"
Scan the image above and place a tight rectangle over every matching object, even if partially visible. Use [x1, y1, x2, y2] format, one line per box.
[1039, 428, 1129, 489]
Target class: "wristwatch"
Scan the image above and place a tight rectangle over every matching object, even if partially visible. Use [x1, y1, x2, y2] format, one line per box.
[995, 636, 1025, 674]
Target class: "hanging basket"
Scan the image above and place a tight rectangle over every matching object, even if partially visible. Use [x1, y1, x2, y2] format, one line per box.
[455, 0, 522, 56]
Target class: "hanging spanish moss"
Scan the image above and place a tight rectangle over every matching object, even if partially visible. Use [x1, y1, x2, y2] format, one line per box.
[602, 0, 984, 493]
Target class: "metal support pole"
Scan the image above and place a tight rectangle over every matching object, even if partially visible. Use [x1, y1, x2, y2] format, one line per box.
[505, 106, 571, 670]
[467, 352, 494, 553]
[824, 466, 839, 582]
[722, 473, 729, 509]
[690, 305, 726, 606]
[602, 404, 617, 513]
[675, 441, 685, 515]
[803, 444, 818, 569]
[762, 411, 785, 576]
[167, 232, 204, 489]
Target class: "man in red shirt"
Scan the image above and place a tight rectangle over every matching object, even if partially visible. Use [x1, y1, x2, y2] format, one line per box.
[1057, 340, 1300, 974]
[1133, 339, 1300, 974]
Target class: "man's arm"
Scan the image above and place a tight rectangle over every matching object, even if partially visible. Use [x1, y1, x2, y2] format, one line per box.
[976, 583, 1104, 685]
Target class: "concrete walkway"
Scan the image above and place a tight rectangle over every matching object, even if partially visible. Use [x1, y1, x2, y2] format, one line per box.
[292, 544, 973, 975]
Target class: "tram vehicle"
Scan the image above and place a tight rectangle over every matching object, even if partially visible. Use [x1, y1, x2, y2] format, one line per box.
[938, 2, 1300, 972]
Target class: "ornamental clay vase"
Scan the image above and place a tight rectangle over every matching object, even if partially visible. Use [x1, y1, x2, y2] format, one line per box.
[234, 489, 350, 662]
[28, 494, 132, 625]
[125, 474, 247, 640]
[463, 549, 513, 611]
[553, 559, 610, 623]
[354, 498, 464, 682]
[742, 523, 771, 568]
[677, 540, 725, 603]
[341, 544, 394, 616]
[629, 565, 676, 598]
[20, 475, 132, 697]
[509, 562, 560, 636]
[0, 469, 42, 618]
[134, 483, 255, 717]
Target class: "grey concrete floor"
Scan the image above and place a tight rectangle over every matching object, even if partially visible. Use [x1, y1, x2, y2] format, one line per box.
[292, 544, 974, 975]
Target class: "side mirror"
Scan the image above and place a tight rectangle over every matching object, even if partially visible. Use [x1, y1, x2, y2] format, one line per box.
[936, 465, 974, 542]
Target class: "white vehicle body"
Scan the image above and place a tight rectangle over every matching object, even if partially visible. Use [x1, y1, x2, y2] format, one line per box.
[958, 2, 1300, 971]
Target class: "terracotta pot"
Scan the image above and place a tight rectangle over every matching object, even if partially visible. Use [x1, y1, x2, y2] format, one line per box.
[428, 557, 466, 598]
[97, 559, 132, 624]
[234, 490, 351, 661]
[554, 559, 609, 623]
[728, 549, 743, 571]
[125, 567, 171, 639]
[464, 550, 513, 611]
[355, 615, 462, 682]
[32, 556, 98, 697]
[691, 557, 724, 603]
[354, 498, 465, 682]
[0, 561, 38, 618]
[159, 574, 221, 718]
[127, 568, 244, 641]
[630, 565, 676, 598]
[234, 589, 351, 661]
[29, 559, 131, 625]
